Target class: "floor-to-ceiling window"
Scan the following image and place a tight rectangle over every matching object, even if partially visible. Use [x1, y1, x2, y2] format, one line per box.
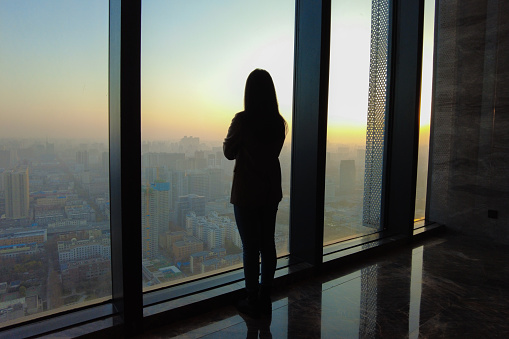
[0, 0, 110, 328]
[324, 0, 390, 246]
[140, 0, 294, 291]
[415, 0, 436, 225]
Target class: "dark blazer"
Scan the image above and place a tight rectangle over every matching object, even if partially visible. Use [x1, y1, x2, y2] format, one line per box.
[223, 111, 285, 207]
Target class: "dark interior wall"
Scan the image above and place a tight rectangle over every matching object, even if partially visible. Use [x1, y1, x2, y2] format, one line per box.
[428, 0, 509, 243]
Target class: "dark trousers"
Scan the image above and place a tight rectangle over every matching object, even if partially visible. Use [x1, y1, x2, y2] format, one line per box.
[234, 204, 278, 295]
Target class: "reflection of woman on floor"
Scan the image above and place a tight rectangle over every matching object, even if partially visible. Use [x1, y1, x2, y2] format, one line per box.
[224, 69, 287, 318]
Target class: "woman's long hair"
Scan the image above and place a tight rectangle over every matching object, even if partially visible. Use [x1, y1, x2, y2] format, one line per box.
[244, 69, 287, 138]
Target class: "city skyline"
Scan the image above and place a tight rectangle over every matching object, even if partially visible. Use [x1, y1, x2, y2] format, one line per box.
[0, 111, 431, 326]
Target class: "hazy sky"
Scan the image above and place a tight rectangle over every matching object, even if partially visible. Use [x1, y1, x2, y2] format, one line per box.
[0, 0, 109, 140]
[0, 0, 434, 144]
[328, 0, 372, 145]
[141, 0, 295, 142]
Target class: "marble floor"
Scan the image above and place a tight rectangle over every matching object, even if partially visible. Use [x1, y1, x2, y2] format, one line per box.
[137, 233, 509, 338]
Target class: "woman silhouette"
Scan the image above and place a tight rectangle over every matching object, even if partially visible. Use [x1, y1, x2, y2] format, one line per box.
[224, 69, 287, 318]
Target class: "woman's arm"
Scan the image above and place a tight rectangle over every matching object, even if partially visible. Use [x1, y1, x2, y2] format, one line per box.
[223, 113, 242, 160]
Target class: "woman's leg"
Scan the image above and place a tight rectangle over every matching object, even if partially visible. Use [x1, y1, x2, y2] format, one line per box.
[256, 204, 278, 314]
[259, 204, 278, 287]
[234, 205, 261, 296]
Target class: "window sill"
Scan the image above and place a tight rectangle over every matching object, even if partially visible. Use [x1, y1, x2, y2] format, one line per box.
[142, 256, 312, 329]
[1, 303, 118, 339]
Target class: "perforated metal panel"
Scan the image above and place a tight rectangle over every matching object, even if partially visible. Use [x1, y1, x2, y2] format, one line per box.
[363, 0, 390, 229]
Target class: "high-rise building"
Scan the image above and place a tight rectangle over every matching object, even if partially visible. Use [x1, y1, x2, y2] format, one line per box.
[76, 150, 89, 171]
[141, 182, 171, 259]
[0, 150, 11, 169]
[339, 160, 356, 195]
[179, 136, 200, 155]
[207, 154, 216, 168]
[45, 140, 55, 155]
[142, 152, 185, 170]
[3, 166, 30, 219]
[176, 194, 205, 228]
[187, 170, 209, 199]
[207, 168, 223, 201]
[170, 170, 188, 212]
[185, 169, 224, 202]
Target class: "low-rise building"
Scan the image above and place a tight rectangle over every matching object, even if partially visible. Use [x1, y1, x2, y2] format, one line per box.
[0, 243, 40, 258]
[60, 257, 110, 289]
[58, 236, 110, 264]
[172, 236, 203, 263]
[0, 229, 47, 246]
[48, 219, 87, 229]
[189, 248, 226, 274]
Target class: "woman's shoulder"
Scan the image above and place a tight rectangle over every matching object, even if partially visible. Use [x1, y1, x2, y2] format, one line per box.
[234, 111, 247, 119]
[231, 111, 249, 127]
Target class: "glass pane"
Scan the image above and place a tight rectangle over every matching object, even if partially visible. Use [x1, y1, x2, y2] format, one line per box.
[0, 0, 110, 328]
[141, 0, 294, 291]
[415, 0, 436, 225]
[324, 0, 390, 245]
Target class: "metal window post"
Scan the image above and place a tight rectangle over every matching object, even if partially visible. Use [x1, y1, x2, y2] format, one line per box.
[109, 0, 143, 335]
[290, 0, 331, 267]
[383, 0, 425, 236]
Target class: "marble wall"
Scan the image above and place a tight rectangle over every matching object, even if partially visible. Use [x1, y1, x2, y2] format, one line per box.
[428, 0, 509, 243]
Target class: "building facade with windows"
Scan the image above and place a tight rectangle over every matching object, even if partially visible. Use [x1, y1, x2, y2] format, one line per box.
[3, 167, 29, 220]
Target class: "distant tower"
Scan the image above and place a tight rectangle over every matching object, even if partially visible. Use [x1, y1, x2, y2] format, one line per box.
[141, 182, 171, 259]
[339, 160, 356, 195]
[76, 150, 89, 171]
[207, 168, 223, 201]
[4, 166, 30, 219]
[0, 150, 11, 168]
[176, 194, 205, 229]
[45, 139, 55, 160]
[207, 154, 216, 168]
[179, 136, 200, 155]
[171, 170, 188, 211]
[187, 170, 209, 200]
[363, 0, 390, 229]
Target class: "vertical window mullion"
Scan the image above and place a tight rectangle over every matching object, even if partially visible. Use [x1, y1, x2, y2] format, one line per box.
[383, 0, 425, 236]
[289, 0, 331, 267]
[109, 0, 143, 334]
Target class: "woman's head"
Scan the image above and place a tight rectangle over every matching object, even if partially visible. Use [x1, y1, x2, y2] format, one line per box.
[244, 69, 279, 116]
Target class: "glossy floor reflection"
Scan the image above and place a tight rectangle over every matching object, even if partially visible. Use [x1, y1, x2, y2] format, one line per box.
[138, 233, 509, 338]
